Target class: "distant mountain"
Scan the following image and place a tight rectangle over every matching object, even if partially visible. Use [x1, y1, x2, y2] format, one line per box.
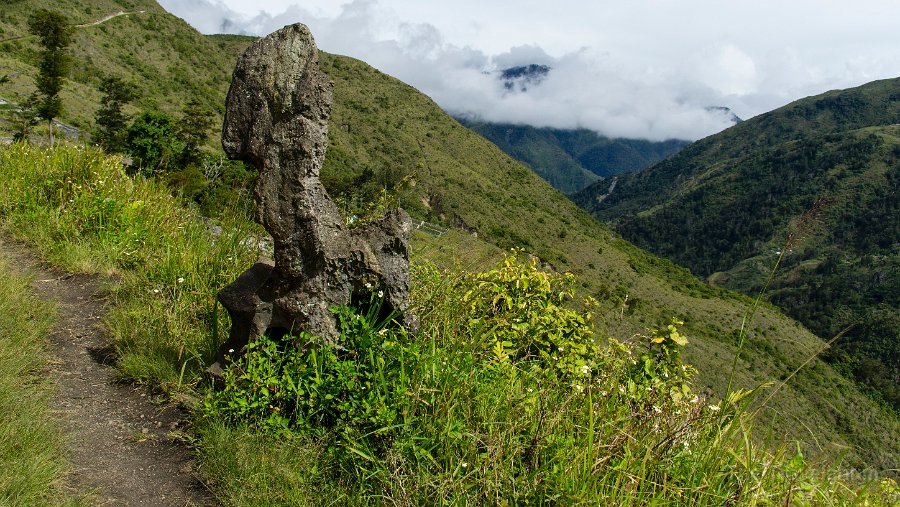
[575, 77, 900, 409]
[499, 64, 550, 92]
[706, 106, 743, 124]
[454, 65, 695, 194]
[458, 119, 688, 194]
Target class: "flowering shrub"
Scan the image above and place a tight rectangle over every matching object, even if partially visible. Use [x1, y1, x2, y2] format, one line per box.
[626, 318, 696, 406]
[463, 250, 600, 376]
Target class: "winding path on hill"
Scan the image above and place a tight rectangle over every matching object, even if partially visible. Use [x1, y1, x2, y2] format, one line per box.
[74, 10, 146, 29]
[0, 237, 217, 507]
[0, 10, 146, 44]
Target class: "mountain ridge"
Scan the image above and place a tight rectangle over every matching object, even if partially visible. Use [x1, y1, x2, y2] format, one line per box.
[575, 78, 900, 409]
[458, 118, 688, 193]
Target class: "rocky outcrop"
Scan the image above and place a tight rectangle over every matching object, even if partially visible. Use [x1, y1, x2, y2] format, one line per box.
[210, 24, 414, 377]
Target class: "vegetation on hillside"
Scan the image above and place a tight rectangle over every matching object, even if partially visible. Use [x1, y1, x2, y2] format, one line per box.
[1, 143, 897, 505]
[0, 0, 237, 132]
[576, 79, 900, 410]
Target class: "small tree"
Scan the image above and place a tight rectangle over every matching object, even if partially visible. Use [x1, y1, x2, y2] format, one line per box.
[27, 9, 72, 147]
[10, 100, 39, 143]
[125, 111, 183, 174]
[92, 76, 138, 152]
[177, 99, 213, 166]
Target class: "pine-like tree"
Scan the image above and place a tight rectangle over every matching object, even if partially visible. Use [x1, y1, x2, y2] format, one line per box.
[92, 76, 139, 152]
[177, 99, 214, 166]
[27, 9, 72, 147]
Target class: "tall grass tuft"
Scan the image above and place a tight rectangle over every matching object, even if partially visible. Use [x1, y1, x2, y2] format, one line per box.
[0, 261, 88, 506]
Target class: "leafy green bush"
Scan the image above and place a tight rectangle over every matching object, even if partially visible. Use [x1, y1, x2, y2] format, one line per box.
[125, 111, 184, 174]
[463, 249, 600, 376]
[625, 318, 696, 406]
[203, 292, 419, 445]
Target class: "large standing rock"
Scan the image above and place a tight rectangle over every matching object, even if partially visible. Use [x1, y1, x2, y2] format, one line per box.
[209, 24, 414, 377]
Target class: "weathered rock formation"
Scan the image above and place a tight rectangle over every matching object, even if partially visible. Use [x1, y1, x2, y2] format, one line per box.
[209, 24, 414, 377]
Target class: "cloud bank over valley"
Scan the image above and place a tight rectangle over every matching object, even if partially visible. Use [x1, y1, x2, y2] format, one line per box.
[159, 0, 900, 141]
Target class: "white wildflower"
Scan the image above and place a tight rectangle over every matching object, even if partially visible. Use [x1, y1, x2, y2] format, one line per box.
[377, 290, 384, 298]
[579, 365, 591, 376]
[177, 277, 185, 284]
[708, 404, 720, 412]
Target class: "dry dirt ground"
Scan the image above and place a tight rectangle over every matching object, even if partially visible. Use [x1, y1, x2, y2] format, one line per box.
[0, 237, 218, 506]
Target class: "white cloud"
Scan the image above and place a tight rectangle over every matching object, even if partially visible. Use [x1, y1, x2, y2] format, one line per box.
[158, 0, 900, 141]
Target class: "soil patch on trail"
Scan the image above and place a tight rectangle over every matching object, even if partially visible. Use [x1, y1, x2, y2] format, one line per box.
[0, 237, 217, 506]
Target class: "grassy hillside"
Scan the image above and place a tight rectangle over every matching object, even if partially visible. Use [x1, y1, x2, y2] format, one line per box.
[458, 119, 686, 194]
[1, 0, 898, 473]
[0, 0, 236, 138]
[575, 80, 900, 410]
[3, 142, 898, 505]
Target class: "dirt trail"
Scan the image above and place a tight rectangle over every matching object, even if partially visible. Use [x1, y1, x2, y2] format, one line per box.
[74, 10, 146, 28]
[0, 237, 217, 507]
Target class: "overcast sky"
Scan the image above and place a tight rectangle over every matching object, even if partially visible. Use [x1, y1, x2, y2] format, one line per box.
[158, 0, 900, 141]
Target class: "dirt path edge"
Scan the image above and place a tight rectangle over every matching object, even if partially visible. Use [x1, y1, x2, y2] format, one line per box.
[0, 236, 218, 507]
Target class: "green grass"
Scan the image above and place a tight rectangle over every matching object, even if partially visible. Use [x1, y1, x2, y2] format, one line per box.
[1, 143, 898, 505]
[0, 258, 86, 506]
[0, 142, 260, 391]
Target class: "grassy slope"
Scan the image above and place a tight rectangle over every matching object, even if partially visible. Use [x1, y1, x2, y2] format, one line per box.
[575, 80, 900, 410]
[0, 0, 236, 136]
[1, 0, 898, 470]
[6, 143, 897, 505]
